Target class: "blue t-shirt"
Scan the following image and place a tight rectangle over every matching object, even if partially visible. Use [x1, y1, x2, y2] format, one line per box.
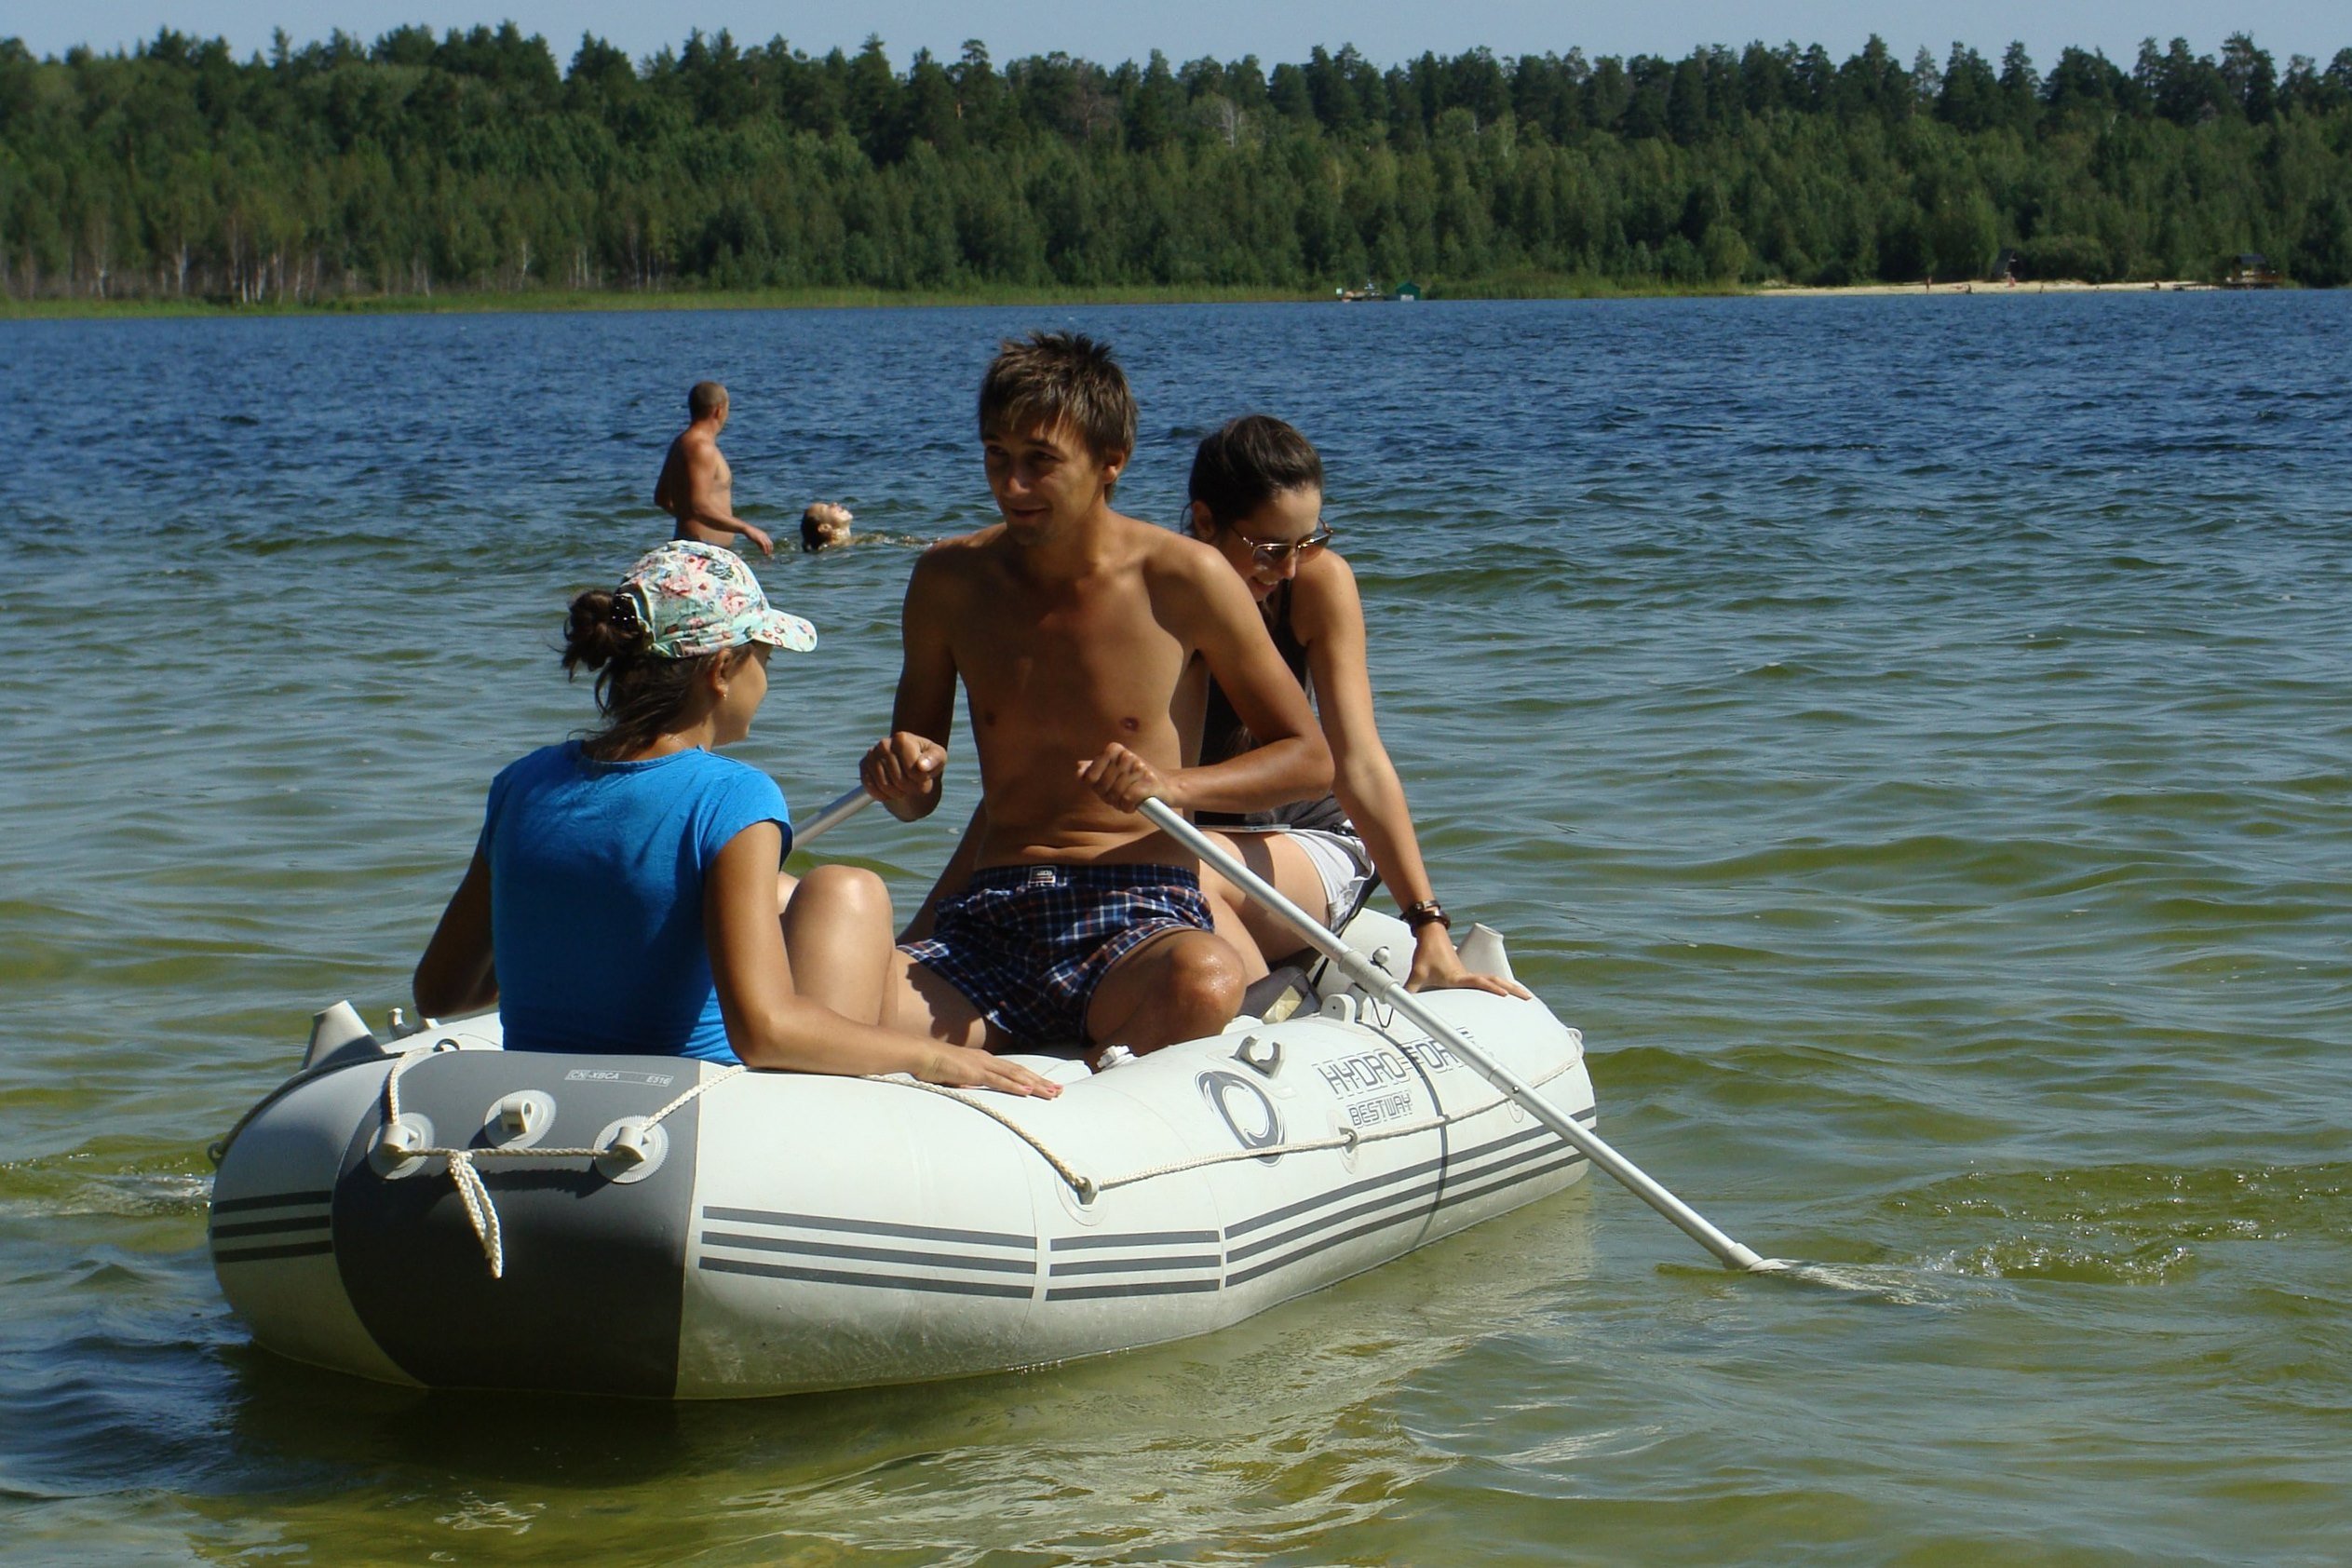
[480, 741, 791, 1064]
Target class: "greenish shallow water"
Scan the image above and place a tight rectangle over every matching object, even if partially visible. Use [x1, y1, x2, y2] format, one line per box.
[1, 295, 2346, 1565]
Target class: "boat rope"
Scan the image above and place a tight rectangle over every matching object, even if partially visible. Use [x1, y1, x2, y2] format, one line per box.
[319, 1046, 1573, 1276]
[377, 1051, 746, 1278]
[888, 1061, 1577, 1200]
[878, 1076, 1098, 1195]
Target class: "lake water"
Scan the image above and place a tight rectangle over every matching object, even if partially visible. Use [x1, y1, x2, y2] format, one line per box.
[2, 292, 2346, 1565]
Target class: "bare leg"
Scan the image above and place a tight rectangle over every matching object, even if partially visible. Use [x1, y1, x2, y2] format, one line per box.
[1197, 831, 1332, 972]
[879, 948, 997, 1048]
[779, 865, 895, 1024]
[1084, 929, 1248, 1054]
[1204, 881, 1272, 986]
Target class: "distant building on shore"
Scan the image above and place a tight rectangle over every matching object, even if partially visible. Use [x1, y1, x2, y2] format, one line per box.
[2224, 253, 2282, 289]
[1335, 279, 1423, 303]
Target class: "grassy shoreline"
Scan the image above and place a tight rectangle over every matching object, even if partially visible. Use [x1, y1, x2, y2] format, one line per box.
[0, 275, 1750, 320]
[0, 274, 2264, 321]
[0, 282, 1324, 321]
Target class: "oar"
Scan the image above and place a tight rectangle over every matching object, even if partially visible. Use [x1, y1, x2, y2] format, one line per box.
[1138, 795, 1791, 1276]
[791, 783, 878, 845]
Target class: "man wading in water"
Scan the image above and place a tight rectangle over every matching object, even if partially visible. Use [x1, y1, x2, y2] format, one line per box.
[655, 380, 774, 557]
[861, 331, 1331, 1056]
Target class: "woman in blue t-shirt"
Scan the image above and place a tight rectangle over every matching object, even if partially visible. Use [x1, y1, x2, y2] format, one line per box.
[413, 542, 1058, 1098]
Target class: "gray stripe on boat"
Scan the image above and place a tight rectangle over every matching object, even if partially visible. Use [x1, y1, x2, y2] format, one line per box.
[1227, 1183, 1434, 1264]
[216, 1239, 336, 1264]
[1226, 1130, 1563, 1264]
[1225, 1150, 1447, 1237]
[1227, 1206, 1433, 1287]
[700, 1255, 1033, 1299]
[210, 1214, 332, 1241]
[1225, 1115, 1588, 1239]
[1047, 1253, 1222, 1277]
[1049, 1229, 1219, 1250]
[1435, 1151, 1586, 1214]
[701, 1206, 1034, 1250]
[1226, 1141, 1586, 1287]
[1045, 1278, 1223, 1302]
[699, 1229, 1035, 1275]
[211, 1189, 334, 1216]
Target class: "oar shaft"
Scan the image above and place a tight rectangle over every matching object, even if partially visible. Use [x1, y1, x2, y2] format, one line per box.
[1140, 797, 1766, 1273]
[792, 785, 876, 846]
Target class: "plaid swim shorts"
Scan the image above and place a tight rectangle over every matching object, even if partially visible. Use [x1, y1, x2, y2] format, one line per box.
[899, 863, 1216, 1046]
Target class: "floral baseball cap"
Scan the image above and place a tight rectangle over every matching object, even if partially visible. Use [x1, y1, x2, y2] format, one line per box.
[616, 541, 818, 658]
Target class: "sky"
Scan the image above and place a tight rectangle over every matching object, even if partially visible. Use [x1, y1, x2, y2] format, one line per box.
[14, 0, 2347, 73]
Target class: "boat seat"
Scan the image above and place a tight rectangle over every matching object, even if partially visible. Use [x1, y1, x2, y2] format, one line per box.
[1238, 964, 1318, 1023]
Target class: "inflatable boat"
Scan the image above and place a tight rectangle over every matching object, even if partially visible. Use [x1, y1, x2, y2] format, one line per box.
[208, 910, 1598, 1399]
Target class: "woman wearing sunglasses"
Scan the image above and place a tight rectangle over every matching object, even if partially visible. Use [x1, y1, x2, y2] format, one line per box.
[1183, 415, 1526, 997]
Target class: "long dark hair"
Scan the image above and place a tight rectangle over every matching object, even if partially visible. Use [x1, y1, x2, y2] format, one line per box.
[561, 589, 729, 762]
[1187, 414, 1325, 530]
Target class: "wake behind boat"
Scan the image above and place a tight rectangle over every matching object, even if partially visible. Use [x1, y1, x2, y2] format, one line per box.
[209, 911, 1597, 1398]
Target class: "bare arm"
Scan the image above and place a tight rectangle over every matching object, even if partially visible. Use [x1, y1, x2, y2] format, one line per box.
[413, 848, 497, 1018]
[705, 825, 1056, 1094]
[1159, 548, 1332, 814]
[1295, 557, 1527, 997]
[1079, 553, 1331, 815]
[861, 555, 959, 823]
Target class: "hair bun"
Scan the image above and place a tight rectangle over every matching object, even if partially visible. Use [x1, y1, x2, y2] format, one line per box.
[561, 588, 650, 675]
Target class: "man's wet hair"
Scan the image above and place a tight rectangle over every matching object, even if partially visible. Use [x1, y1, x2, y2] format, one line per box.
[978, 331, 1138, 483]
[688, 380, 728, 419]
[1189, 415, 1325, 527]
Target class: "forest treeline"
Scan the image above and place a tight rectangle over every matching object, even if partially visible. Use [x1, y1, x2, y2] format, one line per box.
[4, 25, 2350, 303]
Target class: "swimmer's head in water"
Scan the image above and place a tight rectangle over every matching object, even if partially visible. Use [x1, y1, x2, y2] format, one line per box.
[979, 331, 1136, 494]
[801, 502, 854, 552]
[687, 380, 728, 421]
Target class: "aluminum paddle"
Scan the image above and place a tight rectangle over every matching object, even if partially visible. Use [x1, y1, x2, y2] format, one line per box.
[791, 783, 879, 845]
[1138, 795, 1790, 1275]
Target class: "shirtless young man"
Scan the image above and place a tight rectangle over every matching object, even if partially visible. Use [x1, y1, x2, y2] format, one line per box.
[860, 331, 1332, 1055]
[655, 381, 774, 557]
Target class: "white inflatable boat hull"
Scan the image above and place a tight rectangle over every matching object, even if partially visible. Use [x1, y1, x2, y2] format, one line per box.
[210, 918, 1595, 1398]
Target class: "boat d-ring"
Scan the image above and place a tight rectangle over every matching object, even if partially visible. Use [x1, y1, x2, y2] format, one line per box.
[480, 1090, 554, 1150]
[370, 1114, 439, 1179]
[593, 1117, 669, 1183]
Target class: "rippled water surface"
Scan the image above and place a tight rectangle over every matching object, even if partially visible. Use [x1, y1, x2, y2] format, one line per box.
[2, 294, 2346, 1565]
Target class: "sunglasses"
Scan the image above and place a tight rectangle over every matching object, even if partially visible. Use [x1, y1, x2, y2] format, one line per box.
[1227, 522, 1333, 568]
